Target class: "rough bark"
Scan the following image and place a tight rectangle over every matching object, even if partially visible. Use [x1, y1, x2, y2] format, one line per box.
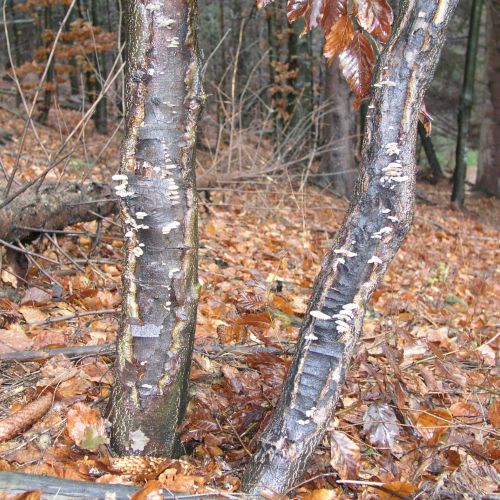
[451, 0, 483, 208]
[476, 0, 500, 197]
[317, 59, 358, 199]
[0, 181, 115, 243]
[108, 0, 203, 456]
[0, 472, 222, 499]
[241, 0, 458, 494]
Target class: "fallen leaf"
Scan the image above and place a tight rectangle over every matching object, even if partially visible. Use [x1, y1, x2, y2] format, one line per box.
[363, 403, 399, 448]
[377, 481, 417, 499]
[20, 287, 52, 306]
[0, 329, 32, 354]
[330, 431, 360, 480]
[66, 403, 109, 451]
[416, 408, 452, 444]
[488, 400, 500, 428]
[19, 306, 48, 324]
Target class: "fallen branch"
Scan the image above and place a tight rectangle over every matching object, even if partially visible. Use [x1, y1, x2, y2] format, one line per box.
[0, 342, 293, 363]
[0, 472, 229, 500]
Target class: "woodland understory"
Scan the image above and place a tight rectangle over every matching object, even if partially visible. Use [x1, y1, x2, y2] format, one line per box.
[0, 0, 499, 497]
[0, 106, 498, 499]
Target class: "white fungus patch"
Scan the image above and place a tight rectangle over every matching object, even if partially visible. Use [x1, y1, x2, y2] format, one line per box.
[135, 212, 148, 219]
[368, 256, 383, 265]
[310, 310, 331, 321]
[162, 221, 181, 234]
[132, 247, 144, 257]
[129, 429, 149, 452]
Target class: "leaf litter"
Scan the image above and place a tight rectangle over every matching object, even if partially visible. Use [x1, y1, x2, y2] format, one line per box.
[0, 108, 498, 497]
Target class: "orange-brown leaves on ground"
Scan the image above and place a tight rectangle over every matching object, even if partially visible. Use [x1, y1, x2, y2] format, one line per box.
[66, 403, 109, 451]
[415, 408, 452, 444]
[488, 399, 500, 427]
[0, 394, 52, 443]
[376, 481, 417, 499]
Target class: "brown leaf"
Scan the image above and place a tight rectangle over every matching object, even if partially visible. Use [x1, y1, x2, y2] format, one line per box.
[18, 306, 48, 324]
[0, 393, 52, 443]
[131, 480, 164, 500]
[353, 0, 393, 42]
[0, 329, 32, 354]
[377, 481, 417, 499]
[488, 399, 500, 427]
[20, 287, 52, 306]
[324, 16, 355, 60]
[416, 408, 452, 444]
[338, 32, 375, 100]
[300, 489, 339, 500]
[363, 403, 399, 448]
[330, 431, 360, 479]
[66, 403, 109, 451]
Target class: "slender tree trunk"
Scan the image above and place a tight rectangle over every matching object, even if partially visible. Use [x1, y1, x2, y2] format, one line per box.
[37, 5, 54, 125]
[317, 60, 357, 199]
[286, 21, 298, 119]
[476, 0, 500, 197]
[90, 0, 108, 134]
[418, 121, 443, 182]
[241, 0, 458, 493]
[451, 0, 483, 208]
[109, 0, 203, 457]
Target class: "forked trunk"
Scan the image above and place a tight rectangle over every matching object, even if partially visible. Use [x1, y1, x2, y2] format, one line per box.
[109, 0, 202, 456]
[242, 0, 458, 493]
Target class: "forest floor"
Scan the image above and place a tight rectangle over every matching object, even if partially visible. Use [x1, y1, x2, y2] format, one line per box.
[0, 107, 498, 499]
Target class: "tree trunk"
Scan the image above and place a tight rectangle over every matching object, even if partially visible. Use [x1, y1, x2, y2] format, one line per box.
[108, 0, 203, 457]
[37, 5, 54, 125]
[91, 0, 108, 134]
[451, 0, 483, 208]
[0, 181, 115, 243]
[476, 0, 500, 197]
[241, 0, 458, 494]
[317, 59, 357, 199]
[418, 121, 443, 182]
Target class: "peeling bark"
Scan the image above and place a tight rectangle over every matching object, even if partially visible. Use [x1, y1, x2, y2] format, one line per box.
[108, 0, 203, 456]
[241, 0, 458, 493]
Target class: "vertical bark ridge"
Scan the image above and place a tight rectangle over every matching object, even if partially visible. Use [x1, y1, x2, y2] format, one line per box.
[109, 0, 203, 457]
[241, 0, 458, 493]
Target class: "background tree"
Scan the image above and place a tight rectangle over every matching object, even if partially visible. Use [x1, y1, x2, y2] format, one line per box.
[451, 0, 483, 208]
[476, 0, 499, 196]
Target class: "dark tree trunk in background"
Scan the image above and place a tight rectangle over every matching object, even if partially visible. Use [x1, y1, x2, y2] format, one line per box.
[317, 60, 357, 199]
[286, 21, 298, 119]
[418, 121, 443, 182]
[476, 0, 500, 197]
[241, 0, 458, 493]
[451, 0, 483, 208]
[109, 0, 203, 456]
[37, 5, 54, 125]
[91, 0, 108, 134]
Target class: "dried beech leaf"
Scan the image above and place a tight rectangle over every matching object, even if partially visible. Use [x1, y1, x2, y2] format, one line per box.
[66, 403, 109, 451]
[354, 0, 393, 42]
[131, 480, 164, 500]
[324, 16, 355, 60]
[330, 431, 360, 479]
[488, 399, 500, 428]
[0, 393, 52, 443]
[377, 481, 417, 499]
[363, 403, 399, 448]
[321, 0, 348, 31]
[287, 0, 312, 24]
[338, 32, 375, 99]
[416, 408, 451, 444]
